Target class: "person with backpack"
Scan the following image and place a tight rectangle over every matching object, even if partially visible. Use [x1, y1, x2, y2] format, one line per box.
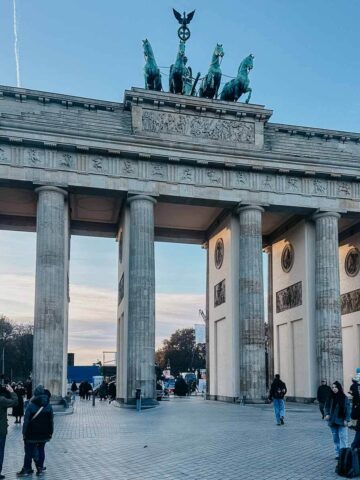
[269, 374, 287, 425]
[17, 384, 54, 477]
[324, 381, 351, 459]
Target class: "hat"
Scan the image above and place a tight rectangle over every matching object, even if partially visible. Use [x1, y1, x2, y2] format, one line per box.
[34, 384, 45, 396]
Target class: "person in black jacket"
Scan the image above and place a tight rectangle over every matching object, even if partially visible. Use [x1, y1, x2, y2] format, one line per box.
[17, 384, 54, 477]
[269, 374, 287, 425]
[0, 384, 18, 480]
[317, 380, 332, 419]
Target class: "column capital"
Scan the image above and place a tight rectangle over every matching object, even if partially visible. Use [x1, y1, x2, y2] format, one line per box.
[237, 204, 265, 215]
[35, 186, 68, 197]
[312, 210, 341, 222]
[127, 194, 157, 205]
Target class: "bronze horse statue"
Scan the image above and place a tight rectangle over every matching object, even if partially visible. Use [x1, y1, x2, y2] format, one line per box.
[199, 43, 224, 99]
[220, 54, 254, 103]
[143, 39, 162, 91]
[169, 41, 187, 94]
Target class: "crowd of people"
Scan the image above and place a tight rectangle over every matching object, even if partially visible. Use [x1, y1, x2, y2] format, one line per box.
[0, 381, 53, 478]
[70, 379, 116, 402]
[269, 373, 360, 473]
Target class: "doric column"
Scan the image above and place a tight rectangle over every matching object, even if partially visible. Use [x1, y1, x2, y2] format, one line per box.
[264, 246, 274, 388]
[238, 205, 266, 401]
[313, 211, 343, 384]
[33, 186, 69, 398]
[127, 195, 156, 404]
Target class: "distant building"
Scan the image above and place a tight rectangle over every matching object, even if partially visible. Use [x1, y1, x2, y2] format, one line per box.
[67, 353, 75, 367]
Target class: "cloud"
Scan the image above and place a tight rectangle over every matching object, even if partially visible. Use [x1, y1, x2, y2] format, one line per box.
[0, 273, 205, 364]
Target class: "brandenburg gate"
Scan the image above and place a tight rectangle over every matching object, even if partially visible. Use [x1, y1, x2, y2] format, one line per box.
[0, 83, 359, 404]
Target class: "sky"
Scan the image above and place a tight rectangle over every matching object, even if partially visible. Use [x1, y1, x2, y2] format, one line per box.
[0, 0, 359, 364]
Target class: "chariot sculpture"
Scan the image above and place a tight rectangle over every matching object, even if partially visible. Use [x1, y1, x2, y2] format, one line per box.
[142, 9, 255, 104]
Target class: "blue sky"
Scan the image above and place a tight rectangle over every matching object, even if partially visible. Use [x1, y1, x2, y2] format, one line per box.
[0, 0, 359, 363]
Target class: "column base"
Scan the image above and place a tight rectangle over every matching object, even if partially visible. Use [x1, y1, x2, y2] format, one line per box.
[114, 397, 158, 409]
[50, 395, 74, 415]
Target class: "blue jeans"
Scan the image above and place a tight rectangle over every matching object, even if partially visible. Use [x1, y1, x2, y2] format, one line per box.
[0, 435, 6, 474]
[330, 425, 348, 455]
[273, 399, 285, 424]
[23, 442, 46, 471]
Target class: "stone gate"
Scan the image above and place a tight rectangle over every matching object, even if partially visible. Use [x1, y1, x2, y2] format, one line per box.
[1, 85, 359, 403]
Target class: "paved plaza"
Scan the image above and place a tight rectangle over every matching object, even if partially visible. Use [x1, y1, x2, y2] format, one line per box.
[4, 396, 354, 479]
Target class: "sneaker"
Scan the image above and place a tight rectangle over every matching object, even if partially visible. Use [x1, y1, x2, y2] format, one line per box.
[36, 468, 44, 477]
[0, 474, 5, 479]
[276, 422, 281, 426]
[280, 417, 285, 425]
[16, 470, 33, 477]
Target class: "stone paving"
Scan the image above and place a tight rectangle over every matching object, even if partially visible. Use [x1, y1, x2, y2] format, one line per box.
[3, 396, 355, 479]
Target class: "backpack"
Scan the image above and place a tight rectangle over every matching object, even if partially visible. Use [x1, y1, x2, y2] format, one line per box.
[336, 448, 360, 478]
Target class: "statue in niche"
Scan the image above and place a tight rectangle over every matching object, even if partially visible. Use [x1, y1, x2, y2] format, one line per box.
[214, 238, 224, 269]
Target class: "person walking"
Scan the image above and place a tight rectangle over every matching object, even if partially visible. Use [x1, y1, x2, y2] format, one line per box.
[13, 383, 25, 424]
[317, 380, 332, 419]
[269, 374, 287, 425]
[324, 381, 351, 459]
[17, 385, 54, 477]
[0, 384, 18, 479]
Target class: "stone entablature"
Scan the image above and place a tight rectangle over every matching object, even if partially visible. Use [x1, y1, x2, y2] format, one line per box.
[1, 143, 360, 213]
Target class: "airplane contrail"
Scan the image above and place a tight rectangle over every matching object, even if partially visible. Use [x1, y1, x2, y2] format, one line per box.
[13, 0, 21, 87]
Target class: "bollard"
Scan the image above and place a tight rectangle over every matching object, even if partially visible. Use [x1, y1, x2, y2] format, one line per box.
[242, 395, 246, 406]
[92, 391, 96, 407]
[136, 388, 141, 412]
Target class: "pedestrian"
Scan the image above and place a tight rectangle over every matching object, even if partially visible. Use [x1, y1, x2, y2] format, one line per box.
[269, 374, 287, 425]
[108, 381, 116, 402]
[17, 384, 54, 477]
[70, 381, 77, 394]
[98, 380, 108, 401]
[174, 374, 188, 397]
[324, 381, 351, 460]
[78, 381, 86, 400]
[0, 384, 18, 480]
[316, 380, 332, 419]
[84, 381, 92, 401]
[13, 383, 25, 424]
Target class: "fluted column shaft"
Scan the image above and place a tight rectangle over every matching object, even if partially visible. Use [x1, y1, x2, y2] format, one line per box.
[127, 195, 156, 402]
[313, 212, 343, 384]
[33, 186, 68, 397]
[239, 205, 266, 400]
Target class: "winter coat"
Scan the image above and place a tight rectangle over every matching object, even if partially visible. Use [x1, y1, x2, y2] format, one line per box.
[317, 384, 332, 403]
[23, 393, 54, 443]
[0, 391, 18, 436]
[269, 379, 287, 400]
[325, 396, 351, 427]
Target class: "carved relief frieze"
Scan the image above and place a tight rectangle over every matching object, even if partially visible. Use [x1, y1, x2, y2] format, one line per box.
[179, 166, 195, 183]
[338, 182, 351, 197]
[59, 153, 73, 168]
[91, 156, 107, 173]
[149, 162, 167, 179]
[341, 288, 360, 315]
[27, 148, 42, 166]
[262, 174, 275, 190]
[276, 281, 302, 313]
[206, 169, 223, 185]
[0, 147, 9, 163]
[233, 171, 249, 188]
[313, 178, 328, 195]
[214, 279, 226, 307]
[141, 110, 255, 145]
[286, 176, 300, 192]
[121, 159, 138, 176]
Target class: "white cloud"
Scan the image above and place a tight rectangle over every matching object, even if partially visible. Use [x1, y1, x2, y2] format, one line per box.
[0, 273, 205, 364]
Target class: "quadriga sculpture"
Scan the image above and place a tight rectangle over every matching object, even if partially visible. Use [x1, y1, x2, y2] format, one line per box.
[143, 39, 162, 91]
[220, 54, 254, 103]
[169, 41, 187, 94]
[198, 43, 224, 99]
